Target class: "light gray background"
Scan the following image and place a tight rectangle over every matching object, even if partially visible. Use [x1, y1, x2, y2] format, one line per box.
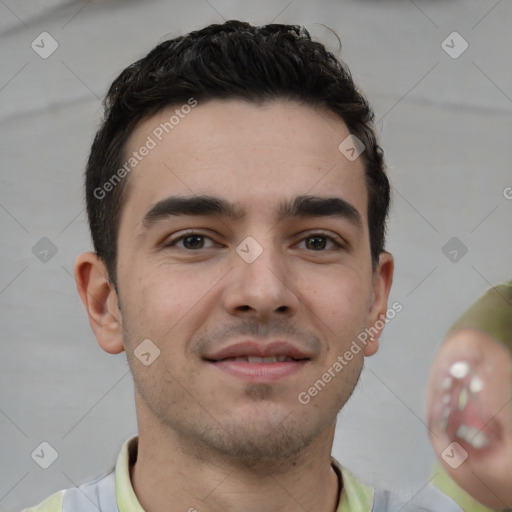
[1, 0, 511, 510]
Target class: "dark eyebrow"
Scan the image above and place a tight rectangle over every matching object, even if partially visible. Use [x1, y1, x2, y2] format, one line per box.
[142, 194, 362, 229]
[276, 195, 362, 228]
[142, 195, 245, 226]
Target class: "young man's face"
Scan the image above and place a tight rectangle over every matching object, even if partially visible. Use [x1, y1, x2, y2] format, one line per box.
[79, 99, 393, 464]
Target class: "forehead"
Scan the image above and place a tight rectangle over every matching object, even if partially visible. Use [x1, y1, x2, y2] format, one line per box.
[120, 98, 368, 227]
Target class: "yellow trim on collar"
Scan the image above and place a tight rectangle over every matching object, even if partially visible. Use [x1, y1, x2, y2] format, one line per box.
[332, 458, 374, 512]
[115, 435, 145, 512]
[115, 436, 374, 512]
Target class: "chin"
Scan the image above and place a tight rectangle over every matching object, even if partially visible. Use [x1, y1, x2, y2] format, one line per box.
[199, 409, 324, 466]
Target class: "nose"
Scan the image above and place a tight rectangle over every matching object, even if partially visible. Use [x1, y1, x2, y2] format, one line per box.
[221, 237, 300, 321]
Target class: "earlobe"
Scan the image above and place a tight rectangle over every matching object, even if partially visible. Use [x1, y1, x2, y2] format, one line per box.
[364, 251, 394, 357]
[74, 252, 125, 354]
[364, 336, 380, 357]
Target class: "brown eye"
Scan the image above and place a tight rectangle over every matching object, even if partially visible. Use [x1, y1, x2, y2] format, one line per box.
[181, 235, 206, 249]
[164, 233, 216, 250]
[305, 235, 327, 250]
[299, 234, 343, 251]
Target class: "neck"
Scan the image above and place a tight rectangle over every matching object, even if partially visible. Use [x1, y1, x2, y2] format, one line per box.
[131, 419, 341, 512]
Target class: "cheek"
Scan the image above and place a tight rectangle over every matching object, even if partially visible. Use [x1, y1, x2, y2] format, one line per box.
[301, 266, 370, 327]
[120, 269, 189, 342]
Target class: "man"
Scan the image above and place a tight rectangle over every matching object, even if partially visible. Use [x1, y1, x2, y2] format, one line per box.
[23, 20, 462, 512]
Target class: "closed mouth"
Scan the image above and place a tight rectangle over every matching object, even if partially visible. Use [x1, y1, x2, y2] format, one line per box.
[212, 355, 302, 363]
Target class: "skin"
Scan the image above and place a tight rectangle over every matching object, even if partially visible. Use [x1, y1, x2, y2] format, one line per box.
[426, 328, 512, 509]
[75, 98, 394, 512]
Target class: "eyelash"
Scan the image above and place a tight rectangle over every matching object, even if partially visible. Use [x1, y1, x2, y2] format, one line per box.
[163, 231, 345, 251]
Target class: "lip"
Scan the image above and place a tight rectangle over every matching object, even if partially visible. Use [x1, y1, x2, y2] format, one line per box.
[204, 340, 312, 383]
[205, 340, 312, 361]
[212, 359, 308, 382]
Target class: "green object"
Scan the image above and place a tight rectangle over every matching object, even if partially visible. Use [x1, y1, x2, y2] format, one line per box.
[432, 280, 512, 511]
[447, 280, 512, 352]
[431, 464, 496, 512]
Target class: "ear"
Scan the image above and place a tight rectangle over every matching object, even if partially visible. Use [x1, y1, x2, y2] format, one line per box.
[364, 251, 394, 357]
[74, 252, 125, 354]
